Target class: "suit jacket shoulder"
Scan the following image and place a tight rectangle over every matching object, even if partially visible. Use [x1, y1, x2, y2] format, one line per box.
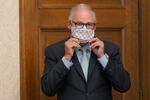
[45, 38, 68, 60]
[103, 40, 120, 56]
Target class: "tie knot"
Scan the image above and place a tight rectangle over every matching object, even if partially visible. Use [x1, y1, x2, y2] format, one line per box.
[81, 47, 86, 52]
[79, 47, 90, 53]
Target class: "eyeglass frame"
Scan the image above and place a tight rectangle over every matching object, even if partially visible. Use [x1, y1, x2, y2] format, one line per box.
[70, 21, 96, 29]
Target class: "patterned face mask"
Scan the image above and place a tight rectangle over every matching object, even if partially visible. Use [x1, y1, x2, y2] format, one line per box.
[71, 26, 95, 43]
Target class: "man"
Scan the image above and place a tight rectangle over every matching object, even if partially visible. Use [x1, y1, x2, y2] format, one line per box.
[41, 4, 130, 100]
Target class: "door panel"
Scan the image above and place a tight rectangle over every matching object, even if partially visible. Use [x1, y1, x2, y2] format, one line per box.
[20, 0, 139, 100]
[39, 0, 124, 8]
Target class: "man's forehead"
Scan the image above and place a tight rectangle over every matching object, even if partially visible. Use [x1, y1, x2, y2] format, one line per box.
[72, 9, 94, 23]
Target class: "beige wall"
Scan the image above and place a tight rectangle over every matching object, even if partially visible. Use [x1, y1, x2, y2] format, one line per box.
[0, 0, 20, 100]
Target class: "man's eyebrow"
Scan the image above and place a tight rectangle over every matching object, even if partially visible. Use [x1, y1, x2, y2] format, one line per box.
[73, 21, 94, 24]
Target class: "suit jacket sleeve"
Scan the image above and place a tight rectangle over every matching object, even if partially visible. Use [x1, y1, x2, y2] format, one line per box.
[102, 46, 131, 92]
[41, 46, 69, 97]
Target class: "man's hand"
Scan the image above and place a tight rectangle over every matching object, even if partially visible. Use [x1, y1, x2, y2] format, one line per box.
[89, 37, 105, 58]
[64, 38, 80, 61]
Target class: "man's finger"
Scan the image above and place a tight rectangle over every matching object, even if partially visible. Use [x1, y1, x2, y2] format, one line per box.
[90, 42, 99, 49]
[70, 38, 80, 44]
[89, 37, 99, 43]
[72, 41, 81, 48]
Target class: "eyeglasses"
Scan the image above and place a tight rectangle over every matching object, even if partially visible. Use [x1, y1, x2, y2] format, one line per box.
[71, 21, 96, 29]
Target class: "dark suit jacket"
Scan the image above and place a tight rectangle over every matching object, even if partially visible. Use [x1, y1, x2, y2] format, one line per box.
[41, 38, 131, 100]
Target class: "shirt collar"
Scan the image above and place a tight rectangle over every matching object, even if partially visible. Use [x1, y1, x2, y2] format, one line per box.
[75, 43, 91, 52]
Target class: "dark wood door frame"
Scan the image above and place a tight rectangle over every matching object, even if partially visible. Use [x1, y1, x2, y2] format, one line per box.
[20, 0, 40, 100]
[138, 0, 150, 99]
[20, 0, 150, 100]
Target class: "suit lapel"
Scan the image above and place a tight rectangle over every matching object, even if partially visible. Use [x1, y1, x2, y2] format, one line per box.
[87, 41, 112, 80]
[72, 53, 86, 81]
[87, 52, 97, 82]
[72, 51, 97, 83]
[60, 38, 86, 81]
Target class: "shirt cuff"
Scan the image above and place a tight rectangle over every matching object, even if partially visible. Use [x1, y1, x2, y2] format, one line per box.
[97, 53, 109, 69]
[62, 57, 73, 69]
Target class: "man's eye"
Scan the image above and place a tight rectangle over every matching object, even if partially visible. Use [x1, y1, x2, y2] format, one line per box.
[87, 23, 94, 25]
[76, 23, 83, 26]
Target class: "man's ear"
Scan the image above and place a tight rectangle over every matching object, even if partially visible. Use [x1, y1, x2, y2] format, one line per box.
[66, 21, 72, 30]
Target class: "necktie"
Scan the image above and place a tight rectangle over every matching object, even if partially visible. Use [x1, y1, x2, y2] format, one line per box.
[80, 48, 89, 81]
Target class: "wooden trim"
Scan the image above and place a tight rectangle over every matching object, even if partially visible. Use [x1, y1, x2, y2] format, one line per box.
[19, 0, 27, 99]
[138, 0, 150, 100]
[38, 0, 125, 9]
[38, 4, 125, 9]
[20, 0, 40, 99]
